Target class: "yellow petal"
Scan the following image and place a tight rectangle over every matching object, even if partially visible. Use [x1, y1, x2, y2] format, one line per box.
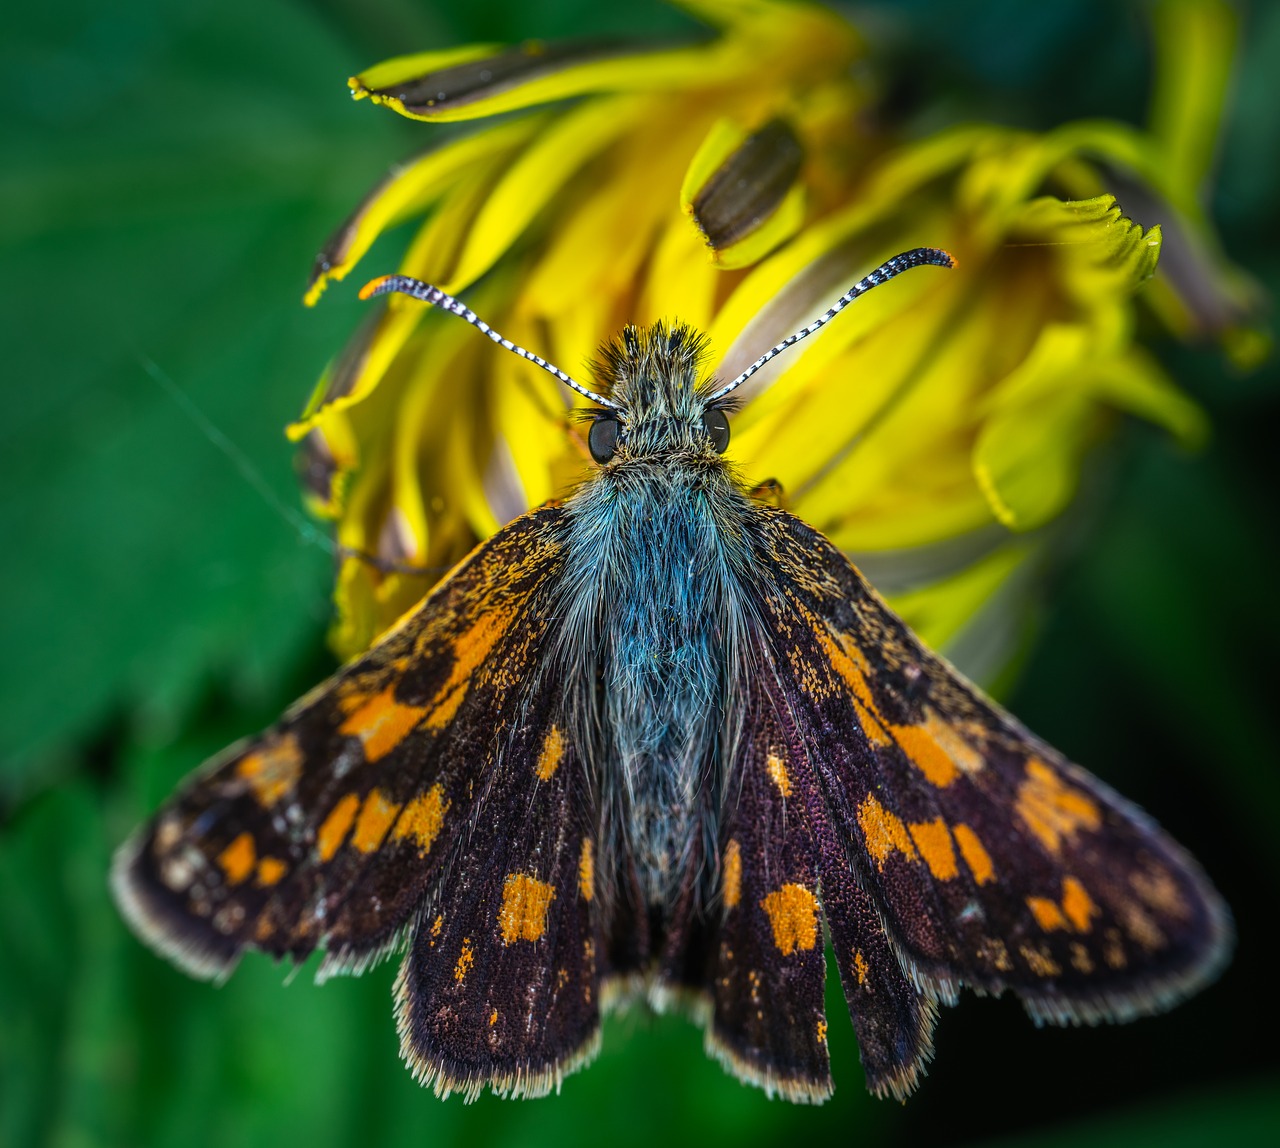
[446, 94, 649, 292]
[971, 325, 1099, 532]
[1149, 0, 1238, 195]
[304, 117, 543, 305]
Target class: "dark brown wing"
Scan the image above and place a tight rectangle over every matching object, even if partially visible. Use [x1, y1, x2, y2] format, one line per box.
[740, 503, 1232, 1095]
[114, 504, 606, 1096]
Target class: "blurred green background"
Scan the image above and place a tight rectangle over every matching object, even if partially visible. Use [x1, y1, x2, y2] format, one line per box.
[2, 1, 1278, 1145]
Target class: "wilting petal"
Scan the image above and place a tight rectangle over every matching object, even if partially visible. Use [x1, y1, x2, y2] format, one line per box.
[681, 117, 805, 267]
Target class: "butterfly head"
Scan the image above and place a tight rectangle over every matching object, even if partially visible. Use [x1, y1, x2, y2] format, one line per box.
[584, 321, 732, 466]
[358, 247, 954, 470]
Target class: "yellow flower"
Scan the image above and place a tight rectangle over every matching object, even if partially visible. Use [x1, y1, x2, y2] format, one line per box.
[297, 0, 1257, 678]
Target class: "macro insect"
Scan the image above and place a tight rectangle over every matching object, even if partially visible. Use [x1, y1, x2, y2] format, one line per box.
[113, 248, 1231, 1103]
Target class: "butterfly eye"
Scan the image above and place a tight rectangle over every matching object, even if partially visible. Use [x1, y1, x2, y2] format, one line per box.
[588, 416, 621, 463]
[703, 409, 730, 454]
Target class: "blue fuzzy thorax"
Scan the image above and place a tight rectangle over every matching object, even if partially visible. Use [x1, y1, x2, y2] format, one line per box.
[553, 322, 755, 909]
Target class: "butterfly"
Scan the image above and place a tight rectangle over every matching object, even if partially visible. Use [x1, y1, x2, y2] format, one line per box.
[112, 248, 1231, 1104]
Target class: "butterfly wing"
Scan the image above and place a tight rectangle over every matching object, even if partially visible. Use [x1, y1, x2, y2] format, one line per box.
[740, 503, 1232, 1096]
[114, 505, 604, 1096]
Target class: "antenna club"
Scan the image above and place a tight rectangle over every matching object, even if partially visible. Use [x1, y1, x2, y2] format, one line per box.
[358, 275, 398, 300]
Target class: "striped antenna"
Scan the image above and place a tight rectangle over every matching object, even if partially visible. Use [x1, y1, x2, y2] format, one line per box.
[704, 247, 956, 402]
[359, 275, 619, 409]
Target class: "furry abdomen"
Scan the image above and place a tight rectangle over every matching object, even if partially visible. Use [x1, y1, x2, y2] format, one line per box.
[555, 456, 752, 908]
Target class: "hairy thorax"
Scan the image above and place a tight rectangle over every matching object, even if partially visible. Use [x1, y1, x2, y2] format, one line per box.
[556, 452, 750, 909]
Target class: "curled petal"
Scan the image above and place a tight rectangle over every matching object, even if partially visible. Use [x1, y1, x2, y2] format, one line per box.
[351, 39, 721, 123]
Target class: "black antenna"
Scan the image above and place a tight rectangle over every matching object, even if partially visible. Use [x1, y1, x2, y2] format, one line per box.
[359, 275, 620, 409]
[704, 248, 955, 402]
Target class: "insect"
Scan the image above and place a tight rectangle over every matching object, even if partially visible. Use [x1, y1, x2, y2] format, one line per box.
[113, 248, 1231, 1103]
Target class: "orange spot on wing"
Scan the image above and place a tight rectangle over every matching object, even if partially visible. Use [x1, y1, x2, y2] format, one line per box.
[1015, 758, 1101, 853]
[1130, 865, 1190, 919]
[235, 733, 303, 807]
[255, 856, 287, 887]
[891, 720, 958, 787]
[454, 938, 474, 982]
[1027, 876, 1099, 934]
[907, 817, 959, 880]
[351, 788, 402, 853]
[317, 793, 360, 861]
[578, 838, 594, 901]
[857, 794, 917, 868]
[1119, 900, 1166, 951]
[816, 1020, 828, 1045]
[423, 612, 510, 731]
[978, 937, 1013, 971]
[852, 949, 870, 987]
[393, 784, 450, 854]
[890, 708, 984, 788]
[218, 832, 256, 885]
[1027, 895, 1069, 931]
[1019, 943, 1061, 977]
[765, 751, 792, 797]
[760, 883, 819, 956]
[821, 630, 893, 746]
[536, 725, 565, 781]
[489, 1010, 498, 1027]
[498, 873, 556, 944]
[723, 838, 743, 909]
[1061, 876, 1098, 932]
[953, 823, 996, 884]
[338, 685, 429, 763]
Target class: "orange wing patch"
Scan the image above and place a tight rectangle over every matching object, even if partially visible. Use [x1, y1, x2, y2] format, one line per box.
[351, 788, 402, 853]
[255, 856, 288, 887]
[217, 832, 256, 885]
[393, 784, 450, 855]
[952, 823, 996, 884]
[765, 751, 793, 797]
[234, 733, 303, 807]
[578, 838, 594, 901]
[723, 838, 743, 909]
[1015, 759, 1102, 853]
[498, 874, 556, 944]
[536, 725, 566, 781]
[858, 794, 918, 867]
[819, 628, 892, 745]
[338, 685, 429, 764]
[888, 708, 985, 789]
[317, 794, 360, 862]
[422, 611, 510, 731]
[454, 938, 474, 983]
[760, 883, 819, 956]
[1026, 876, 1099, 933]
[906, 817, 959, 880]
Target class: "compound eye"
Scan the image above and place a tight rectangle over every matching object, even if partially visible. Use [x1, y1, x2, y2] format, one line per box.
[588, 416, 621, 463]
[703, 408, 730, 453]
